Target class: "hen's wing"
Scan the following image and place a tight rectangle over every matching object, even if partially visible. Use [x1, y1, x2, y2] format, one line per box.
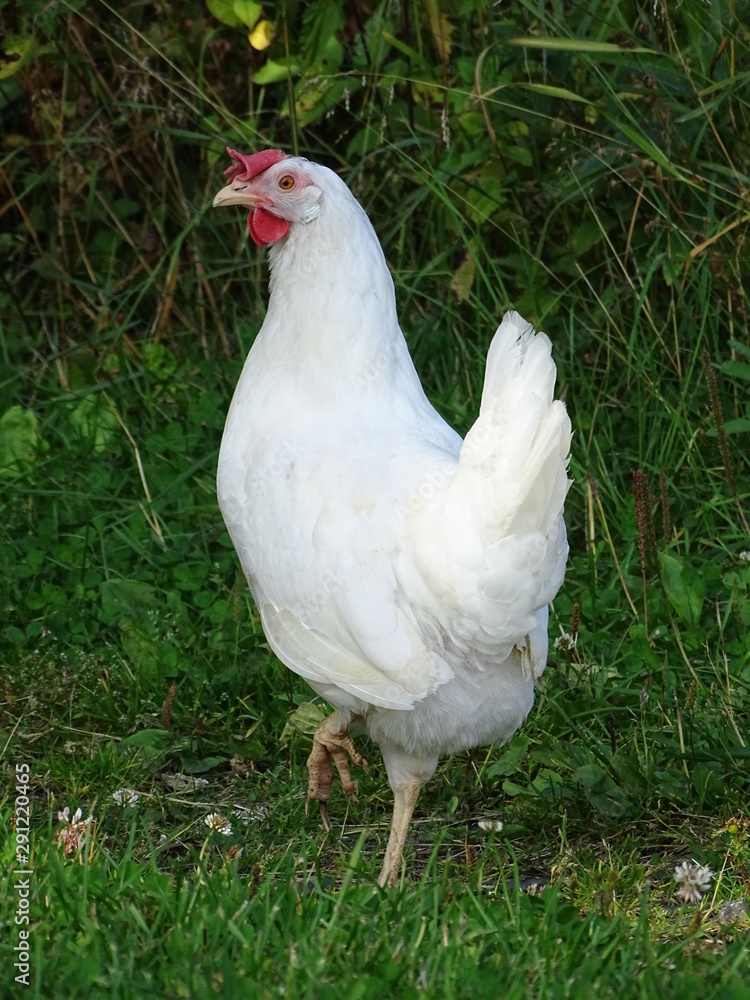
[260, 593, 452, 712]
[238, 437, 458, 713]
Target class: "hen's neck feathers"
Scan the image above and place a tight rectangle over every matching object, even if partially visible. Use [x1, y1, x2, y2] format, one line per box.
[252, 163, 424, 411]
[267, 164, 390, 306]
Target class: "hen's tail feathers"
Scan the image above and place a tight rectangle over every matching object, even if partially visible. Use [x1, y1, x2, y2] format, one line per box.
[461, 311, 572, 538]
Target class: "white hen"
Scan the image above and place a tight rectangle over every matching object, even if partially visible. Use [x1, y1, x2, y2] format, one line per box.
[213, 148, 571, 886]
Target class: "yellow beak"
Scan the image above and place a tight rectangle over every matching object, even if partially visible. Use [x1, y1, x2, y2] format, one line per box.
[212, 184, 259, 208]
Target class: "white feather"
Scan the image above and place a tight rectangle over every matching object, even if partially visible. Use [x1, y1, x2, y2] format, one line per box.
[218, 156, 571, 775]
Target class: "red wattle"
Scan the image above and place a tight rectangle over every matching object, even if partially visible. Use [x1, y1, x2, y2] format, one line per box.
[248, 206, 290, 246]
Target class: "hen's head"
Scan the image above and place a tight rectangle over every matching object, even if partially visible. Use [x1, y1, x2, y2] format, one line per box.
[212, 148, 323, 246]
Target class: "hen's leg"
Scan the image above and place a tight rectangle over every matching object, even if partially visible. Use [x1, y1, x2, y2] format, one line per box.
[305, 712, 369, 832]
[377, 778, 423, 888]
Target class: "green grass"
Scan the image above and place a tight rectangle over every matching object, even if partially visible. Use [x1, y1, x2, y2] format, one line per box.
[1, 0, 749, 996]
[5, 840, 750, 999]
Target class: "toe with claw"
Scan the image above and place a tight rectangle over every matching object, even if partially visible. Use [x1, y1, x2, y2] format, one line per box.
[305, 712, 369, 831]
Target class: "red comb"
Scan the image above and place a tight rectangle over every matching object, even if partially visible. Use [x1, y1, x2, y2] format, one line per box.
[224, 147, 288, 182]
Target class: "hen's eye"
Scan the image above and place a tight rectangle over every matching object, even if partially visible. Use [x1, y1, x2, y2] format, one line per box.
[278, 175, 295, 191]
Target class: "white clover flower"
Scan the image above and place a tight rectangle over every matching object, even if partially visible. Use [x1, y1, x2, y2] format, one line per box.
[204, 813, 232, 836]
[554, 632, 576, 651]
[477, 819, 504, 833]
[738, 551, 750, 562]
[55, 806, 93, 856]
[674, 860, 713, 903]
[112, 788, 140, 807]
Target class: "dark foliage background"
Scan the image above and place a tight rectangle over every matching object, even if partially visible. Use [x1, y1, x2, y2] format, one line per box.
[0, 2, 748, 994]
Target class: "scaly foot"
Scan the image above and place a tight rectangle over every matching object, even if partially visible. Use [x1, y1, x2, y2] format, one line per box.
[305, 713, 369, 832]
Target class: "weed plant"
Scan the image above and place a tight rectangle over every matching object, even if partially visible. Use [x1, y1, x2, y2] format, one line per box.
[1, 1, 749, 996]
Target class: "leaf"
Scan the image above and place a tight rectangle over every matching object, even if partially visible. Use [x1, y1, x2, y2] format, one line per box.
[722, 418, 750, 435]
[661, 254, 682, 287]
[119, 729, 172, 755]
[421, 0, 454, 64]
[111, 198, 141, 221]
[573, 763, 607, 788]
[182, 756, 226, 774]
[380, 31, 430, 71]
[4, 626, 25, 645]
[692, 762, 724, 803]
[485, 735, 530, 779]
[573, 764, 630, 816]
[233, 0, 262, 29]
[253, 59, 299, 85]
[530, 768, 573, 802]
[609, 119, 699, 187]
[507, 37, 657, 55]
[719, 360, 750, 382]
[0, 405, 41, 475]
[280, 701, 327, 743]
[571, 221, 605, 254]
[728, 339, 750, 361]
[301, 0, 344, 68]
[450, 252, 476, 304]
[628, 624, 660, 672]
[0, 37, 38, 80]
[659, 552, 705, 628]
[516, 82, 589, 103]
[121, 728, 171, 747]
[121, 624, 159, 675]
[504, 145, 533, 167]
[587, 789, 629, 817]
[296, 78, 349, 127]
[611, 755, 647, 795]
[206, 0, 241, 27]
[100, 580, 158, 625]
[70, 397, 118, 453]
[249, 19, 275, 51]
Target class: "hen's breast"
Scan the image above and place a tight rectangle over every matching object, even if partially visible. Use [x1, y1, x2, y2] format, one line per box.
[217, 387, 458, 616]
